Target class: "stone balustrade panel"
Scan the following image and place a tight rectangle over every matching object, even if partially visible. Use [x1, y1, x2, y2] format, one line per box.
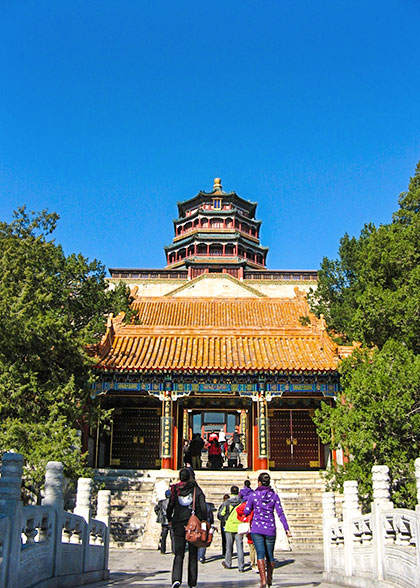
[0, 453, 109, 588]
[323, 463, 420, 588]
[18, 506, 56, 587]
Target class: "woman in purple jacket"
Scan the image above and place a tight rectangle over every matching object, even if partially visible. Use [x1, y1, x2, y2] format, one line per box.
[244, 472, 291, 588]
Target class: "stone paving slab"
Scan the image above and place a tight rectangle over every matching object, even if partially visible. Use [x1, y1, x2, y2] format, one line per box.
[84, 548, 343, 588]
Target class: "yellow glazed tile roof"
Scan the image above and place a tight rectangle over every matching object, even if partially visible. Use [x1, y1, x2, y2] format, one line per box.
[94, 296, 353, 374]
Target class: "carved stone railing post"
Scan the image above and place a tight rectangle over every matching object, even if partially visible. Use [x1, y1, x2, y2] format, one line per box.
[42, 461, 64, 510]
[96, 490, 111, 527]
[0, 453, 24, 588]
[96, 490, 111, 571]
[322, 492, 337, 574]
[371, 465, 393, 583]
[42, 461, 64, 576]
[74, 478, 92, 523]
[343, 480, 360, 577]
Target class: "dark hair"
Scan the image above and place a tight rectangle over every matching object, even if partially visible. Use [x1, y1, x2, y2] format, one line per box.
[213, 439, 219, 447]
[179, 468, 191, 483]
[258, 472, 271, 486]
[223, 493, 229, 501]
[230, 485, 239, 495]
[244, 480, 251, 488]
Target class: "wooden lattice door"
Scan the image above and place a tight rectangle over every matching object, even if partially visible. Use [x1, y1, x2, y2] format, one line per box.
[111, 408, 161, 468]
[269, 410, 320, 469]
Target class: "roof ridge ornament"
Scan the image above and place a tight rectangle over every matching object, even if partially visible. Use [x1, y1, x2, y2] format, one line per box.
[213, 177, 223, 193]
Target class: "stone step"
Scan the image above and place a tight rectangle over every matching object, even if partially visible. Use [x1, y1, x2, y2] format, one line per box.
[95, 468, 326, 550]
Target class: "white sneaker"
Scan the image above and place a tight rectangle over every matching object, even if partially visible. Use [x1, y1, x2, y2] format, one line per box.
[172, 582, 181, 588]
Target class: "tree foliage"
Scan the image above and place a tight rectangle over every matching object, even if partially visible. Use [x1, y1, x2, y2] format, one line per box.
[0, 207, 133, 497]
[314, 341, 420, 508]
[309, 161, 420, 507]
[309, 161, 420, 353]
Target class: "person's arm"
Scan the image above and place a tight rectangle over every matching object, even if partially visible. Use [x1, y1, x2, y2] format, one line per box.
[274, 495, 291, 534]
[197, 489, 207, 521]
[166, 490, 175, 523]
[208, 505, 214, 525]
[243, 493, 254, 516]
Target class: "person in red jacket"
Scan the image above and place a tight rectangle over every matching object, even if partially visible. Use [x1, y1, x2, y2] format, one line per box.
[208, 438, 222, 469]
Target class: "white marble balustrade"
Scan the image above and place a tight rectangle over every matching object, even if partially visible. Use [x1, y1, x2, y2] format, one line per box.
[0, 453, 110, 588]
[323, 459, 420, 588]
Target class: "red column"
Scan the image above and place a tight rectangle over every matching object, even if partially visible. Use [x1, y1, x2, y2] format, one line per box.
[161, 392, 174, 469]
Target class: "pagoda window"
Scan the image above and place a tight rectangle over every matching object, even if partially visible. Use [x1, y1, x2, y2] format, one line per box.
[225, 244, 234, 255]
[210, 218, 223, 228]
[242, 223, 250, 235]
[234, 219, 240, 230]
[212, 198, 222, 209]
[179, 248, 187, 260]
[202, 218, 209, 228]
[209, 244, 223, 256]
[188, 245, 195, 257]
[257, 254, 263, 265]
[225, 217, 233, 228]
[169, 252, 176, 264]
[194, 218, 200, 227]
[197, 244, 207, 255]
[184, 221, 193, 233]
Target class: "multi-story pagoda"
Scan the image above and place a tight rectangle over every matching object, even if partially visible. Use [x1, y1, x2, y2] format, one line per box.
[91, 179, 354, 472]
[164, 178, 269, 280]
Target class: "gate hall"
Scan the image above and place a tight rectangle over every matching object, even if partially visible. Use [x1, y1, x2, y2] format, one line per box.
[88, 179, 354, 471]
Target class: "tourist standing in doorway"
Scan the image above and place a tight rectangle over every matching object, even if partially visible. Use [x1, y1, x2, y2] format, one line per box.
[189, 433, 204, 470]
[167, 468, 207, 588]
[154, 489, 174, 554]
[182, 439, 192, 466]
[208, 438, 222, 469]
[244, 472, 292, 588]
[232, 426, 243, 452]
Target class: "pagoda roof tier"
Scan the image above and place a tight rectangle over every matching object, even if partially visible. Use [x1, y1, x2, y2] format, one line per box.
[177, 191, 257, 218]
[164, 232, 269, 251]
[172, 229, 261, 246]
[93, 295, 355, 374]
[173, 207, 262, 226]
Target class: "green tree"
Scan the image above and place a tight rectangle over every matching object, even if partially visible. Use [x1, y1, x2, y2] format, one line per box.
[309, 161, 420, 353]
[314, 340, 420, 509]
[0, 207, 133, 499]
[310, 161, 420, 507]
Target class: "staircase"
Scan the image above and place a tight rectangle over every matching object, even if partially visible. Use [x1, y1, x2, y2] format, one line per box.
[94, 469, 326, 550]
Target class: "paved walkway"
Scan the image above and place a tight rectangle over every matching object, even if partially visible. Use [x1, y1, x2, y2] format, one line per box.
[85, 548, 342, 588]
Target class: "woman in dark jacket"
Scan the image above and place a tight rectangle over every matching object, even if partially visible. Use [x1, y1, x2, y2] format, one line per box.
[167, 468, 207, 588]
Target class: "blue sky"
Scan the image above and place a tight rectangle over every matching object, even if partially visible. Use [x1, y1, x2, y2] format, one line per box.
[1, 1, 419, 271]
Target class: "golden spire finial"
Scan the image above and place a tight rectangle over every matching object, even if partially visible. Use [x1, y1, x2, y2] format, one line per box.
[213, 178, 222, 192]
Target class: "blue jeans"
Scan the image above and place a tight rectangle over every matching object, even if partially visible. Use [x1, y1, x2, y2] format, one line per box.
[251, 532, 276, 562]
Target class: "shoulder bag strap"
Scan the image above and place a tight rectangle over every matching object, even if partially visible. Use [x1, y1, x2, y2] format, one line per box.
[191, 486, 196, 515]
